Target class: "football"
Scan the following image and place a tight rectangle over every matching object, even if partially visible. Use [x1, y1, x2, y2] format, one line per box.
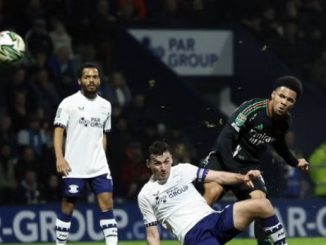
[0, 30, 25, 65]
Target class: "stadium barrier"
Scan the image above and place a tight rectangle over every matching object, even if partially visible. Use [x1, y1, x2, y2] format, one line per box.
[0, 199, 325, 243]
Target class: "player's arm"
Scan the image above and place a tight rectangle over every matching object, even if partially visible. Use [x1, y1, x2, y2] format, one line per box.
[205, 169, 261, 187]
[215, 100, 254, 165]
[273, 139, 309, 171]
[138, 193, 160, 245]
[53, 126, 70, 176]
[216, 124, 239, 164]
[145, 225, 160, 245]
[102, 133, 107, 150]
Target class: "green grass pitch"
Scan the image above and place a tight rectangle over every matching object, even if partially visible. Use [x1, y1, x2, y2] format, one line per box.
[2, 238, 325, 245]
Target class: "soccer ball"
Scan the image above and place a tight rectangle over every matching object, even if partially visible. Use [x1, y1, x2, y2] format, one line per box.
[0, 30, 25, 65]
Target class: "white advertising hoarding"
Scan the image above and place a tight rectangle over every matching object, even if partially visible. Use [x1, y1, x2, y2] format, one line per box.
[128, 29, 233, 76]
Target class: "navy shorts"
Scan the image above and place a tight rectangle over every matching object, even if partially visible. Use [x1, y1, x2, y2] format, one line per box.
[62, 174, 113, 198]
[202, 151, 267, 200]
[183, 204, 240, 245]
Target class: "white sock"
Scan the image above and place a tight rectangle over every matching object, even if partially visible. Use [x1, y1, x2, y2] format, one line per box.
[100, 219, 118, 245]
[55, 218, 71, 245]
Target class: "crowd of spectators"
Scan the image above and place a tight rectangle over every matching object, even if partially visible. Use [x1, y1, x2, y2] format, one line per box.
[0, 0, 324, 205]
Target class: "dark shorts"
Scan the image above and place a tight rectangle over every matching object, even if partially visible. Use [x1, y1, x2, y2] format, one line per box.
[202, 151, 267, 200]
[184, 204, 240, 245]
[62, 174, 113, 198]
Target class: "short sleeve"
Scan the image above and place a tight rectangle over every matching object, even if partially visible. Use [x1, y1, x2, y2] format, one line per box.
[175, 163, 206, 183]
[54, 99, 70, 128]
[228, 99, 265, 132]
[137, 193, 158, 227]
[229, 102, 250, 132]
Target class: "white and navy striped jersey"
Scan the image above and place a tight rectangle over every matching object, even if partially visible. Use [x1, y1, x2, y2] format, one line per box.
[54, 91, 112, 178]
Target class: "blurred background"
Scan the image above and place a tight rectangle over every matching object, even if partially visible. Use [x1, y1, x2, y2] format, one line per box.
[0, 0, 326, 243]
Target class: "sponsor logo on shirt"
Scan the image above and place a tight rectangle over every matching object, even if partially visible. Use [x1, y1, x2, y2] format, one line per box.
[155, 194, 167, 204]
[235, 113, 247, 127]
[78, 117, 103, 128]
[248, 129, 275, 145]
[167, 185, 189, 198]
[154, 185, 189, 204]
[254, 124, 264, 130]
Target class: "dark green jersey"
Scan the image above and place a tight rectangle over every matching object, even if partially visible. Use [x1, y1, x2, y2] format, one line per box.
[215, 98, 298, 168]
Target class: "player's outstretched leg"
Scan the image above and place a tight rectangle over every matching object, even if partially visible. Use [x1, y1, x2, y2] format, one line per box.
[234, 198, 287, 245]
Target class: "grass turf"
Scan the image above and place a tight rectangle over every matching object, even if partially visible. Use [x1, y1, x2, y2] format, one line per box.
[2, 238, 325, 245]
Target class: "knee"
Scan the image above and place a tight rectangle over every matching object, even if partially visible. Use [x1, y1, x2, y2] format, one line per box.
[256, 199, 274, 217]
[204, 184, 223, 205]
[99, 202, 114, 212]
[61, 198, 77, 215]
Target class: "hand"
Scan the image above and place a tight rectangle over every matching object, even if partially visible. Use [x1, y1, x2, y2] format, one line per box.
[297, 158, 309, 171]
[56, 158, 71, 176]
[244, 170, 262, 188]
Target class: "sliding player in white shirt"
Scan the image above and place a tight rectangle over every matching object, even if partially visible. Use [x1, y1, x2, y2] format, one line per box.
[138, 141, 288, 245]
[53, 63, 118, 245]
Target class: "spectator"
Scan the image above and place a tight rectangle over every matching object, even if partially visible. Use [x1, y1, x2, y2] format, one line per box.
[25, 18, 54, 62]
[22, 0, 47, 29]
[90, 0, 117, 38]
[117, 0, 147, 23]
[43, 174, 61, 203]
[0, 0, 4, 28]
[47, 45, 77, 80]
[0, 115, 16, 148]
[118, 141, 149, 200]
[5, 66, 29, 106]
[309, 140, 326, 197]
[102, 71, 132, 108]
[15, 147, 41, 182]
[44, 0, 68, 21]
[28, 50, 51, 76]
[155, 0, 187, 27]
[311, 49, 326, 91]
[167, 126, 196, 163]
[107, 116, 132, 190]
[49, 19, 73, 57]
[55, 71, 78, 98]
[123, 93, 147, 137]
[88, 0, 115, 72]
[29, 68, 61, 120]
[0, 143, 17, 204]
[14, 169, 44, 204]
[8, 90, 30, 132]
[269, 131, 313, 198]
[74, 43, 98, 65]
[17, 115, 47, 158]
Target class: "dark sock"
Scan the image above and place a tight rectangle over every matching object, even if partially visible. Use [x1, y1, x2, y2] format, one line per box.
[255, 219, 272, 245]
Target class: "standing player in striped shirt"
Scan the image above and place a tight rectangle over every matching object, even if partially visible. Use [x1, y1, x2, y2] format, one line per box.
[201, 76, 309, 245]
[53, 63, 118, 245]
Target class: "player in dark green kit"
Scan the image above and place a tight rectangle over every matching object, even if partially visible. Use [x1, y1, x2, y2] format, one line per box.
[202, 76, 309, 245]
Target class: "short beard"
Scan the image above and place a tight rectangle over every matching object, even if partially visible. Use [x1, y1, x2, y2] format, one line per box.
[81, 88, 97, 99]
